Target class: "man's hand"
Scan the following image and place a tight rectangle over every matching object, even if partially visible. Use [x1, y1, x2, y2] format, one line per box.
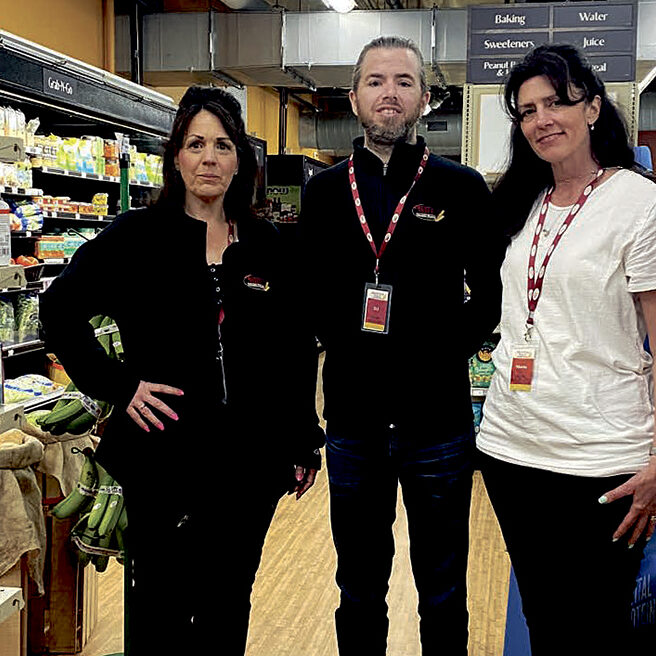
[293, 466, 317, 500]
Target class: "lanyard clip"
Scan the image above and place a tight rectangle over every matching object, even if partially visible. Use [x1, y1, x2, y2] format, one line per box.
[524, 323, 534, 342]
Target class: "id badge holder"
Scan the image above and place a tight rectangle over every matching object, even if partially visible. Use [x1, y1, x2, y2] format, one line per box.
[362, 283, 393, 334]
[509, 343, 538, 392]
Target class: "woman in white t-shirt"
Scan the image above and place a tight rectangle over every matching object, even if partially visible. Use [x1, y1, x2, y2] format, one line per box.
[477, 43, 656, 655]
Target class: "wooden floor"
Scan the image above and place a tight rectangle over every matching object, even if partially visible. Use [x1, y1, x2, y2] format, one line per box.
[79, 360, 511, 656]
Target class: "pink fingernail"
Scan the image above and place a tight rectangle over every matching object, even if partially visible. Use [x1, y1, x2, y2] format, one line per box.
[143, 426, 150, 433]
[172, 413, 179, 421]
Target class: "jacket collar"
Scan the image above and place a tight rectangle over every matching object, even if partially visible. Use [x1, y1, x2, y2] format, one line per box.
[352, 135, 427, 182]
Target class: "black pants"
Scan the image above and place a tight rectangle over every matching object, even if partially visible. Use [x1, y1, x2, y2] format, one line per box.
[326, 424, 474, 656]
[479, 451, 646, 656]
[122, 467, 290, 655]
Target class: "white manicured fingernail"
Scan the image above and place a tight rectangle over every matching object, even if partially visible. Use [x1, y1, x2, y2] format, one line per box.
[598, 496, 608, 504]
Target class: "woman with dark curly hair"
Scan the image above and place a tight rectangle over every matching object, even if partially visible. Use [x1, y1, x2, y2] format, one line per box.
[40, 85, 324, 653]
[477, 44, 656, 655]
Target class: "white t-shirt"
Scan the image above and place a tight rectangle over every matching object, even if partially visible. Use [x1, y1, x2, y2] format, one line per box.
[478, 169, 656, 476]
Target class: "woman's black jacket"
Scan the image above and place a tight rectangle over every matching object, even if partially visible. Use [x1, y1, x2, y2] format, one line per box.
[39, 205, 324, 490]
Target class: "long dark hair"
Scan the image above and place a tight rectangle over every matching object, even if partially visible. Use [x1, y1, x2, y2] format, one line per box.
[157, 85, 257, 220]
[494, 43, 636, 237]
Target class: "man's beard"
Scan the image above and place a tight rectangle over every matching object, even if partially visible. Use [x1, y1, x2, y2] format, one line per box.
[359, 103, 423, 147]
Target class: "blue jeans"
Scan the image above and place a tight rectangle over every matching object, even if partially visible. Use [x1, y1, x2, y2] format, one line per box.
[326, 423, 474, 656]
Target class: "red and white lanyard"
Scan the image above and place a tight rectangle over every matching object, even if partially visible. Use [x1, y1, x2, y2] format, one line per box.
[525, 169, 603, 340]
[349, 146, 430, 285]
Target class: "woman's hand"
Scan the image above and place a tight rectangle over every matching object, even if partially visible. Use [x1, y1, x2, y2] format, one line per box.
[599, 458, 656, 546]
[292, 466, 317, 500]
[126, 381, 184, 432]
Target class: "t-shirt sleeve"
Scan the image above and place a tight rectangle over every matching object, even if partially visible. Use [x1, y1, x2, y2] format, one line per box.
[626, 198, 656, 293]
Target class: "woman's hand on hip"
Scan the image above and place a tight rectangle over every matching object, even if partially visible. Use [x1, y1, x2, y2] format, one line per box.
[126, 381, 184, 432]
[599, 459, 656, 546]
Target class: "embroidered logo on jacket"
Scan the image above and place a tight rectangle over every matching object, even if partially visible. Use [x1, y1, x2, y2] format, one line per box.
[243, 274, 270, 292]
[412, 204, 445, 223]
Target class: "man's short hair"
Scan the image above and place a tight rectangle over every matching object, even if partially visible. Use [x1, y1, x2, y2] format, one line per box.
[351, 36, 428, 94]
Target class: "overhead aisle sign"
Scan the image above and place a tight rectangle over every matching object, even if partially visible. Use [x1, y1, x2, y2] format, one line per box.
[467, 2, 637, 84]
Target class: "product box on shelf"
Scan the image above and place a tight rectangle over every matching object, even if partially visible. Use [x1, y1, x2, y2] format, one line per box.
[35, 236, 65, 260]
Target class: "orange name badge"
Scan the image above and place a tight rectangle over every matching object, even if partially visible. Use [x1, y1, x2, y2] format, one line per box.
[362, 283, 392, 334]
[509, 345, 537, 392]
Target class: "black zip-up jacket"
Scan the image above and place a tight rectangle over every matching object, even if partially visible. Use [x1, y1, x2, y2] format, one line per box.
[40, 205, 324, 490]
[298, 136, 504, 436]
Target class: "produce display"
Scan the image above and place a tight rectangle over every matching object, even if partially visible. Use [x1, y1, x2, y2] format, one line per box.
[36, 314, 121, 435]
[51, 447, 126, 572]
[4, 373, 59, 404]
[0, 293, 39, 344]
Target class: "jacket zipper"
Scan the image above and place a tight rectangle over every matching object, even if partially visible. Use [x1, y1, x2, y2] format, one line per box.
[217, 324, 228, 405]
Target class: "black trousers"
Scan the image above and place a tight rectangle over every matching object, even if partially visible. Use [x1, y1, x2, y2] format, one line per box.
[327, 424, 475, 656]
[479, 451, 646, 656]
[121, 466, 290, 655]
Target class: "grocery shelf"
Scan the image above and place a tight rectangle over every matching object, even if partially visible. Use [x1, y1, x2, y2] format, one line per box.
[42, 258, 70, 265]
[32, 166, 160, 189]
[21, 388, 65, 411]
[0, 282, 44, 295]
[42, 211, 114, 226]
[1, 185, 43, 197]
[10, 231, 42, 238]
[1, 339, 45, 358]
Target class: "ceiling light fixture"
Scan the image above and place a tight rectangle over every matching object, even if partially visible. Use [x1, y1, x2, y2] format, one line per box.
[322, 0, 356, 13]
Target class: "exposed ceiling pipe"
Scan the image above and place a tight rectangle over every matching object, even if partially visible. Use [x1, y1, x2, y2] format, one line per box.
[129, 0, 144, 85]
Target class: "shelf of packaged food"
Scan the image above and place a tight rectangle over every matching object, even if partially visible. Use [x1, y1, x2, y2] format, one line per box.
[1, 185, 43, 197]
[32, 167, 160, 189]
[42, 210, 114, 224]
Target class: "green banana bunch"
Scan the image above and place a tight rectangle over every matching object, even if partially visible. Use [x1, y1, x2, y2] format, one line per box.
[51, 449, 99, 519]
[60, 457, 128, 572]
[38, 314, 120, 437]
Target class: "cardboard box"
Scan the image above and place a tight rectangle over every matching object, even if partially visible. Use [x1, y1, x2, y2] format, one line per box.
[0, 558, 28, 656]
[0, 265, 25, 290]
[29, 476, 98, 654]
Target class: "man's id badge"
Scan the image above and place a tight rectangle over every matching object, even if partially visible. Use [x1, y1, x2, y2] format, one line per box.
[362, 283, 392, 334]
[509, 344, 537, 392]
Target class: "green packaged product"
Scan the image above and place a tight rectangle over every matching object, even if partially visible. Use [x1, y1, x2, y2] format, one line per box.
[0, 296, 15, 343]
[469, 340, 497, 388]
[15, 293, 39, 341]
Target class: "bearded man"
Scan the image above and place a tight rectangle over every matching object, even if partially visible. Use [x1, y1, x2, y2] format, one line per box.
[297, 36, 503, 655]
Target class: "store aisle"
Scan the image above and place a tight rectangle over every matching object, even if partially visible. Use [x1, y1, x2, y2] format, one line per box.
[80, 356, 511, 655]
[79, 468, 510, 656]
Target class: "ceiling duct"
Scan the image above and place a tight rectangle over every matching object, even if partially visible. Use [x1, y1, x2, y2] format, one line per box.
[299, 111, 463, 156]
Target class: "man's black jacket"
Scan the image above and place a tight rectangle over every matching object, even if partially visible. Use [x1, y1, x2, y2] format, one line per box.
[40, 205, 324, 490]
[298, 137, 504, 436]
